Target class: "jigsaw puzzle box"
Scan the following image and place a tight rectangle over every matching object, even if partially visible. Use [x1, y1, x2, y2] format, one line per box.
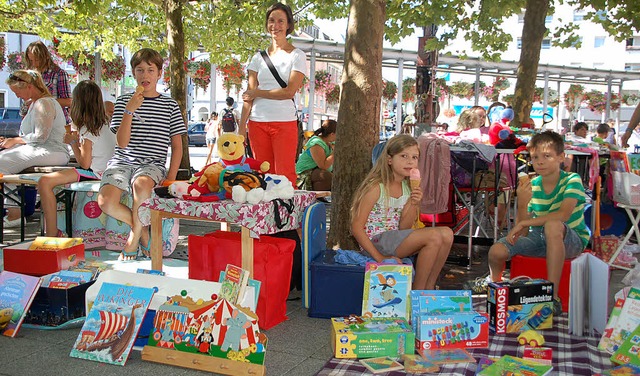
[414, 311, 489, 351]
[487, 279, 554, 334]
[3, 240, 84, 276]
[330, 316, 415, 359]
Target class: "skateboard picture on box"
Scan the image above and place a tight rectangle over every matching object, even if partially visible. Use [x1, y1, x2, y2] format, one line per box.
[487, 279, 554, 334]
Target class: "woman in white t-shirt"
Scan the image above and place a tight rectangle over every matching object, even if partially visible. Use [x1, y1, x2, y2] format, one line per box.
[38, 80, 116, 237]
[240, 2, 307, 186]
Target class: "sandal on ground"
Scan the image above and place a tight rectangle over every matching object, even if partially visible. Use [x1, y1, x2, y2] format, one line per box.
[118, 248, 139, 262]
[139, 238, 151, 258]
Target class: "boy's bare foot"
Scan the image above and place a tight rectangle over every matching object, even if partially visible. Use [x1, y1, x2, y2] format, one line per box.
[119, 243, 138, 261]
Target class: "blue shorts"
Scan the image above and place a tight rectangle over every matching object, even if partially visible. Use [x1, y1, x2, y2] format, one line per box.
[366, 229, 413, 257]
[496, 224, 585, 259]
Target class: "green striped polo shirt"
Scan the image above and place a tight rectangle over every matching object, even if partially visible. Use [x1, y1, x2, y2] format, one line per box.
[528, 170, 590, 248]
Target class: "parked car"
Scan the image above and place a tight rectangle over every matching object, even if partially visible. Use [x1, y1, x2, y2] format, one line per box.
[187, 122, 206, 147]
[0, 108, 22, 138]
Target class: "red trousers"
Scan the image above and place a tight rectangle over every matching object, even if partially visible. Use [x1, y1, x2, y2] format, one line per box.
[247, 119, 298, 187]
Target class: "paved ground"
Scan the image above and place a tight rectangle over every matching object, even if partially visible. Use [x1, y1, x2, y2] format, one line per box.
[0, 165, 630, 375]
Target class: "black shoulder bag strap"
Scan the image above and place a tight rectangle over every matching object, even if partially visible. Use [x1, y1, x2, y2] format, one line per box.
[260, 50, 287, 89]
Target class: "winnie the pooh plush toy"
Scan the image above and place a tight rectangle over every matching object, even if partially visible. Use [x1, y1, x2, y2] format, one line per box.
[184, 133, 269, 201]
[218, 133, 270, 172]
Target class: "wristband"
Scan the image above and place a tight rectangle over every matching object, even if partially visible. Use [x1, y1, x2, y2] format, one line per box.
[123, 109, 134, 116]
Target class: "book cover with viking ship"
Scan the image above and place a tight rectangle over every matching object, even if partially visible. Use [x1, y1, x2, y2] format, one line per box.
[0, 271, 42, 337]
[70, 282, 154, 366]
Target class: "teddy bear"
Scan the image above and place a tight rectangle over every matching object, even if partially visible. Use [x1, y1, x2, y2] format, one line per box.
[218, 133, 270, 173]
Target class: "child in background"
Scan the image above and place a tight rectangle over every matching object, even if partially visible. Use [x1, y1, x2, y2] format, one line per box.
[486, 131, 589, 314]
[38, 80, 117, 237]
[98, 48, 185, 261]
[350, 134, 453, 290]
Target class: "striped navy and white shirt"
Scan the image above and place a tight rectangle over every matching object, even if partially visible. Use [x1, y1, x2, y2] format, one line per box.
[109, 93, 186, 168]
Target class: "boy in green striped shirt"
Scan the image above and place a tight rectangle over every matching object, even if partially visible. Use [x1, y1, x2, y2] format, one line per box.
[488, 131, 589, 315]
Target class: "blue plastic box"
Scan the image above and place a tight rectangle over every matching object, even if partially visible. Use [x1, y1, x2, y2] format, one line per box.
[308, 250, 365, 318]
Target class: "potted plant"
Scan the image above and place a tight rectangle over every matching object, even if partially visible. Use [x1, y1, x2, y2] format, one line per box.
[449, 81, 475, 100]
[7, 51, 25, 72]
[216, 58, 245, 95]
[314, 70, 332, 93]
[382, 80, 397, 101]
[563, 84, 585, 114]
[325, 84, 340, 105]
[185, 58, 212, 91]
[402, 77, 416, 103]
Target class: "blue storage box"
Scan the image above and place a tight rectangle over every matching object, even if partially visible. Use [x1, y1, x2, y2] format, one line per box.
[308, 250, 365, 318]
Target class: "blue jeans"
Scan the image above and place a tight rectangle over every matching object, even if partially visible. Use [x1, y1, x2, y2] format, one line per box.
[496, 225, 584, 259]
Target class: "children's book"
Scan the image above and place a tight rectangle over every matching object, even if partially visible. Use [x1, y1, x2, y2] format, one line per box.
[28, 236, 83, 250]
[611, 324, 640, 367]
[0, 271, 42, 337]
[402, 354, 439, 373]
[419, 348, 476, 364]
[58, 270, 94, 283]
[70, 282, 154, 366]
[219, 264, 250, 305]
[477, 355, 553, 376]
[475, 357, 496, 374]
[136, 268, 165, 276]
[359, 356, 404, 373]
[606, 287, 640, 354]
[362, 262, 413, 319]
[569, 252, 609, 336]
[593, 363, 640, 376]
[599, 298, 626, 351]
[220, 270, 261, 307]
[522, 346, 553, 366]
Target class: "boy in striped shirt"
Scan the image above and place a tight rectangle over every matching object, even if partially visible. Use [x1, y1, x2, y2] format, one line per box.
[98, 48, 185, 261]
[488, 131, 589, 314]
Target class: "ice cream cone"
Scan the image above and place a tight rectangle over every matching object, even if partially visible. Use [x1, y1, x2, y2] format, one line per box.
[135, 85, 144, 94]
[410, 179, 421, 189]
[64, 124, 71, 134]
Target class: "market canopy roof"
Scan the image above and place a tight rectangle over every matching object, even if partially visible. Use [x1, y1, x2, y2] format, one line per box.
[293, 37, 640, 86]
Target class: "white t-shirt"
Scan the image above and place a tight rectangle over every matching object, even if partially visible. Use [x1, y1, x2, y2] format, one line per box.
[247, 48, 307, 122]
[81, 125, 116, 177]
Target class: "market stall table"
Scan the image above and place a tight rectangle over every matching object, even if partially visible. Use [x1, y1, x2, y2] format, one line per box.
[138, 191, 316, 276]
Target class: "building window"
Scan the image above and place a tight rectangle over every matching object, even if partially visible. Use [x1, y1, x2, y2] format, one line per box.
[0, 91, 5, 108]
[517, 38, 551, 49]
[627, 37, 640, 50]
[573, 11, 585, 21]
[594, 37, 605, 48]
[570, 37, 583, 48]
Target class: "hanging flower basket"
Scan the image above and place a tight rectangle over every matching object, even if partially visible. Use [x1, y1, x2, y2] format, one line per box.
[402, 77, 416, 103]
[185, 58, 212, 91]
[7, 51, 25, 72]
[0, 36, 6, 71]
[584, 90, 620, 113]
[70, 53, 125, 82]
[216, 58, 245, 94]
[314, 70, 332, 93]
[563, 84, 585, 114]
[434, 78, 449, 102]
[449, 81, 475, 100]
[623, 93, 640, 106]
[502, 94, 515, 105]
[325, 84, 340, 105]
[382, 80, 397, 101]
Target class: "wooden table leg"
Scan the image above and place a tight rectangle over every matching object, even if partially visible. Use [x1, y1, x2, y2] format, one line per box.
[241, 226, 254, 278]
[150, 209, 164, 271]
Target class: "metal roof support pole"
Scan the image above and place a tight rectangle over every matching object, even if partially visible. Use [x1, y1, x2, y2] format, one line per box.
[543, 71, 549, 115]
[396, 58, 404, 135]
[556, 80, 562, 132]
[308, 48, 316, 131]
[474, 66, 480, 105]
[209, 63, 217, 114]
[617, 81, 624, 133]
[605, 75, 612, 121]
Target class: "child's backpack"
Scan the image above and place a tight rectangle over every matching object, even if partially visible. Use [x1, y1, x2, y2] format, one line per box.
[221, 108, 237, 132]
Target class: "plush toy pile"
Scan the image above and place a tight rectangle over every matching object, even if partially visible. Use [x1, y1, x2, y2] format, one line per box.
[488, 106, 526, 151]
[168, 133, 294, 204]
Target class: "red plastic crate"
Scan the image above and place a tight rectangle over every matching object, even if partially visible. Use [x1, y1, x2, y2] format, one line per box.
[510, 255, 572, 312]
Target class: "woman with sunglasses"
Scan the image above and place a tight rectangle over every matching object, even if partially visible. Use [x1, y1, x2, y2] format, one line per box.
[1, 70, 70, 226]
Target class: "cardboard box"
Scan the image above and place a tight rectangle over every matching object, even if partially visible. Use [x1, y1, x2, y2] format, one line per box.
[487, 279, 554, 334]
[26, 277, 94, 326]
[410, 290, 473, 333]
[3, 241, 84, 276]
[414, 311, 489, 351]
[331, 316, 415, 359]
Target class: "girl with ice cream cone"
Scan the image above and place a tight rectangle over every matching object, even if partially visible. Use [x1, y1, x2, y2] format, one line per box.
[351, 134, 453, 290]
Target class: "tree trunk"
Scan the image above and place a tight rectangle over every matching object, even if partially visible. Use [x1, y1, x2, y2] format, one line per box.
[511, 0, 550, 128]
[327, 0, 386, 250]
[164, 0, 191, 179]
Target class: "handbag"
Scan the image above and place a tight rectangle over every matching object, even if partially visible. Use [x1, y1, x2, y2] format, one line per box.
[260, 50, 305, 160]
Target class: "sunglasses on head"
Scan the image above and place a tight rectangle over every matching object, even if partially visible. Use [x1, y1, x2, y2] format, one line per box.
[8, 74, 28, 83]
